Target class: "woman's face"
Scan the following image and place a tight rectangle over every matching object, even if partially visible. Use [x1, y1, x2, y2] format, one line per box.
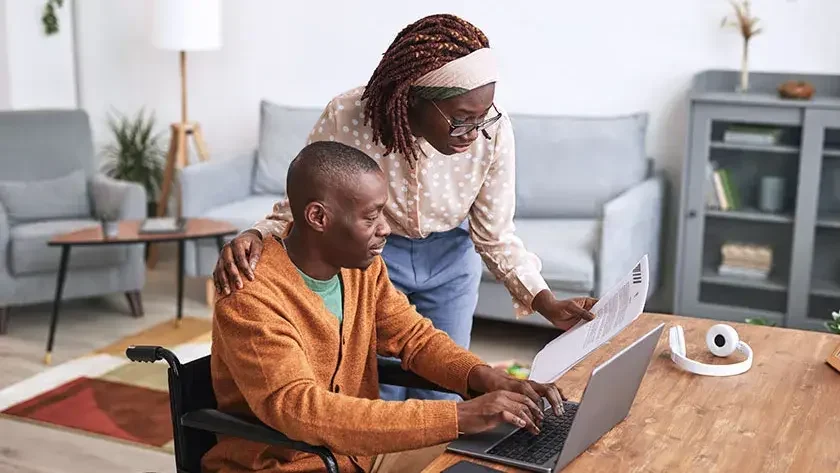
[411, 82, 496, 155]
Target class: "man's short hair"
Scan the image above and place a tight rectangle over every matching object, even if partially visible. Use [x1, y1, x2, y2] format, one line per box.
[286, 141, 383, 220]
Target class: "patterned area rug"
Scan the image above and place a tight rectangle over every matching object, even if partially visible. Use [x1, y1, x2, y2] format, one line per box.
[0, 317, 212, 452]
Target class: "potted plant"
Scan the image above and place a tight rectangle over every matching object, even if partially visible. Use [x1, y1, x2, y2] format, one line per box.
[99, 108, 166, 217]
[827, 311, 840, 335]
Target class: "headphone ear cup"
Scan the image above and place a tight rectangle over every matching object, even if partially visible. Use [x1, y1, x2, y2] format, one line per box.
[706, 324, 739, 357]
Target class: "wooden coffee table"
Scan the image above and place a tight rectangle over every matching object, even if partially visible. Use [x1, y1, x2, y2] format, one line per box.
[45, 218, 237, 364]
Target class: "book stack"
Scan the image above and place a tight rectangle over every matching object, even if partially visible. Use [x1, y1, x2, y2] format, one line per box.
[706, 162, 740, 211]
[719, 242, 773, 280]
[723, 125, 783, 146]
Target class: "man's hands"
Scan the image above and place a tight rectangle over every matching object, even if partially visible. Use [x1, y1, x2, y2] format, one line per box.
[214, 229, 264, 295]
[456, 365, 568, 436]
[532, 290, 598, 331]
[456, 391, 543, 435]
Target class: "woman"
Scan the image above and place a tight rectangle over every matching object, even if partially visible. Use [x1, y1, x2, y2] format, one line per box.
[213, 14, 597, 401]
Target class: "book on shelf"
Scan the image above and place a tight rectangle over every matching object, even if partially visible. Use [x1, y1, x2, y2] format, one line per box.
[706, 161, 740, 211]
[718, 264, 770, 280]
[719, 242, 773, 280]
[723, 125, 783, 146]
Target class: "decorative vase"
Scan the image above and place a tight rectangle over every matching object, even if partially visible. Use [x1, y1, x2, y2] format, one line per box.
[739, 41, 750, 93]
[101, 220, 120, 239]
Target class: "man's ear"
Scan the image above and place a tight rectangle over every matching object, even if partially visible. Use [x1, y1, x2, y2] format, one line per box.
[303, 201, 328, 233]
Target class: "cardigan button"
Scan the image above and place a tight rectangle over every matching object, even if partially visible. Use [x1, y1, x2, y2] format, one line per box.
[334, 385, 340, 393]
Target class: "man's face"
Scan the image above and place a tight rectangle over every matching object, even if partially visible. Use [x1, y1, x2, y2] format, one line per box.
[322, 171, 391, 269]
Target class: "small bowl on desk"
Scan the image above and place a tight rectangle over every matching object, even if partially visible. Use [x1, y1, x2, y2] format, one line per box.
[778, 80, 815, 100]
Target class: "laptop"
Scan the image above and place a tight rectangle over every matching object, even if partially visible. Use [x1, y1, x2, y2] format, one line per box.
[446, 322, 665, 473]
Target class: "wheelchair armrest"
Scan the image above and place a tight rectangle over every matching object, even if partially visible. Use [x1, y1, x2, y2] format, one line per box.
[376, 357, 457, 394]
[182, 409, 339, 473]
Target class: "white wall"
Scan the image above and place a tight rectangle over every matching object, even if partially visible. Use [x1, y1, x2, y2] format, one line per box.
[1, 0, 77, 109]
[73, 0, 840, 309]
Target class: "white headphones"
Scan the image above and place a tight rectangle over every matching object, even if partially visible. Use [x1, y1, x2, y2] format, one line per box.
[669, 324, 753, 377]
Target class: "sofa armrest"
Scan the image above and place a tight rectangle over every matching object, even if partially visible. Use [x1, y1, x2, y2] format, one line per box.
[597, 173, 665, 299]
[0, 202, 11, 296]
[180, 152, 256, 217]
[90, 174, 147, 220]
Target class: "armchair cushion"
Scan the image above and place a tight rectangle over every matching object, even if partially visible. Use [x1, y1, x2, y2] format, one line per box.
[89, 174, 146, 220]
[10, 219, 127, 276]
[252, 100, 323, 195]
[203, 195, 283, 231]
[0, 169, 90, 224]
[482, 218, 598, 293]
[511, 112, 649, 219]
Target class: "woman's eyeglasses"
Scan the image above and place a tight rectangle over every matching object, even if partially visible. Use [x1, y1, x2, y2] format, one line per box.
[431, 101, 502, 138]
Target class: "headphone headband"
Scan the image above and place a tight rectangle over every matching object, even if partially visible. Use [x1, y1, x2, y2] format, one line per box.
[669, 324, 753, 377]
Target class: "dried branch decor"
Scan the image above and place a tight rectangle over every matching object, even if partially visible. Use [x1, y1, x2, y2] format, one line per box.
[721, 0, 762, 92]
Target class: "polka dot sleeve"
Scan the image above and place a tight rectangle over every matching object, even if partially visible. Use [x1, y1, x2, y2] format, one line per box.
[467, 116, 550, 318]
[252, 102, 339, 239]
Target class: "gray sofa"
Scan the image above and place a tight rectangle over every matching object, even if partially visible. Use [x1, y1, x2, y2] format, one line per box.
[181, 101, 664, 327]
[0, 109, 147, 334]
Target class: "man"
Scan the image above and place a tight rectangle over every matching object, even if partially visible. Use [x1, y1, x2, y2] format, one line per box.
[203, 141, 567, 473]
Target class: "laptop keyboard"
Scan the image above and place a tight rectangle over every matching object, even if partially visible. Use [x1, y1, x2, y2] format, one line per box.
[486, 401, 579, 465]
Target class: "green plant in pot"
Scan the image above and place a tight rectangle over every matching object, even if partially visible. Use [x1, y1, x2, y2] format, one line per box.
[100, 108, 166, 216]
[828, 311, 840, 335]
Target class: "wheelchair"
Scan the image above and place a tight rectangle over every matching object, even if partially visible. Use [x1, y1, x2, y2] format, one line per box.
[126, 345, 454, 473]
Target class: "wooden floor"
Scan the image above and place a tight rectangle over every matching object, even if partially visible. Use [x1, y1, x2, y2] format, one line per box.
[0, 243, 554, 473]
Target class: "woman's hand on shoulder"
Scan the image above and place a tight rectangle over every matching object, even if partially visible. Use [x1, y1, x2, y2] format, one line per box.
[214, 229, 264, 295]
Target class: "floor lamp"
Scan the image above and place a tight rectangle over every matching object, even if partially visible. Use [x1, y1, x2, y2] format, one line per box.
[149, 0, 222, 267]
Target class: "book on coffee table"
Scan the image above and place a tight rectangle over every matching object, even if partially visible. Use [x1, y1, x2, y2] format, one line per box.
[139, 217, 186, 234]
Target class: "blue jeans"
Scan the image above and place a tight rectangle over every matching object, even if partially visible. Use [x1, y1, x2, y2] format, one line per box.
[378, 223, 483, 402]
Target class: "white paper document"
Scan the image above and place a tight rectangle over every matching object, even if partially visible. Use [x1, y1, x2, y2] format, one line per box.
[528, 254, 650, 384]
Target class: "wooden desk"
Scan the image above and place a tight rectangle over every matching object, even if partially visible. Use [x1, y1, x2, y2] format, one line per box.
[425, 313, 840, 473]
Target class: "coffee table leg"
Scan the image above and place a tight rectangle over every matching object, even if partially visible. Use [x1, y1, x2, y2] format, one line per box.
[176, 239, 185, 326]
[45, 245, 71, 365]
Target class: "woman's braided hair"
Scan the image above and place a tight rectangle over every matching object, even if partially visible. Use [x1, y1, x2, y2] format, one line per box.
[361, 14, 489, 165]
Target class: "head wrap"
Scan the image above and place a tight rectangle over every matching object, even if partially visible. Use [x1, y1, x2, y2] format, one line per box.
[410, 48, 498, 101]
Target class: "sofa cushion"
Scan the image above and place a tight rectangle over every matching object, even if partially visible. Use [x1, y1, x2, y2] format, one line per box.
[510, 112, 648, 218]
[0, 169, 91, 224]
[10, 219, 127, 276]
[252, 100, 324, 195]
[482, 218, 598, 293]
[203, 195, 284, 231]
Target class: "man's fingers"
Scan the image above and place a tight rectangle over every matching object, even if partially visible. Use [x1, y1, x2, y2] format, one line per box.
[232, 242, 252, 283]
[503, 392, 541, 430]
[542, 383, 565, 416]
[499, 411, 528, 430]
[519, 383, 545, 420]
[568, 301, 595, 321]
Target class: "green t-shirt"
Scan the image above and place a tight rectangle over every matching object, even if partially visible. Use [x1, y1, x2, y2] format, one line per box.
[296, 269, 343, 323]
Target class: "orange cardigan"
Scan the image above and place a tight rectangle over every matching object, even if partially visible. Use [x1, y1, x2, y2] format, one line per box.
[201, 237, 487, 473]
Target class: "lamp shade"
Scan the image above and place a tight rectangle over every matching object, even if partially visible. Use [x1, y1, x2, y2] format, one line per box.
[151, 0, 222, 51]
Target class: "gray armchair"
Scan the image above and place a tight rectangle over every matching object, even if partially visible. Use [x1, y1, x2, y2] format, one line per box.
[0, 109, 147, 333]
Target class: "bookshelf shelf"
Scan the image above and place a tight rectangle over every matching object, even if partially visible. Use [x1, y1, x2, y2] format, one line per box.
[676, 69, 840, 332]
[823, 148, 840, 158]
[710, 141, 799, 155]
[701, 269, 787, 292]
[810, 279, 840, 298]
[706, 208, 793, 224]
[816, 214, 840, 229]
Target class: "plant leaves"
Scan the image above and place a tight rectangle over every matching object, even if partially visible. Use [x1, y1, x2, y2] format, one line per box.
[100, 107, 166, 203]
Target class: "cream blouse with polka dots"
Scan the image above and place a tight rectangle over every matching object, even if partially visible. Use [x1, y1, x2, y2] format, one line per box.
[252, 87, 549, 318]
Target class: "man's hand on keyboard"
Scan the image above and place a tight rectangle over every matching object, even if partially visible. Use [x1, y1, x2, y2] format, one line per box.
[456, 391, 542, 436]
[468, 365, 566, 417]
